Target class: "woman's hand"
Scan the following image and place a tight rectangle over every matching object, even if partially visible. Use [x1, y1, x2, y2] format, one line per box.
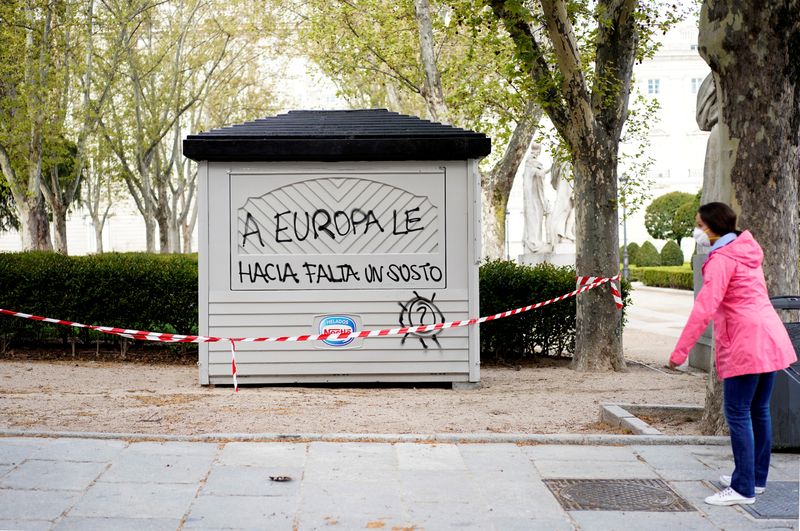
[668, 360, 679, 370]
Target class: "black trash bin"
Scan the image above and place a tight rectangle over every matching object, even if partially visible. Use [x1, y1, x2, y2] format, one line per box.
[769, 296, 800, 451]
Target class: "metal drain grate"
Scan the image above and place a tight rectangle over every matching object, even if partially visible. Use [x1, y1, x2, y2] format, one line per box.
[713, 481, 799, 520]
[544, 479, 695, 512]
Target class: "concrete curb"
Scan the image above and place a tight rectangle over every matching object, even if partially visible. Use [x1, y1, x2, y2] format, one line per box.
[0, 429, 729, 446]
[601, 403, 705, 436]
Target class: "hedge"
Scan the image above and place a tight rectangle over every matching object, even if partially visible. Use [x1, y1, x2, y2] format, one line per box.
[660, 240, 684, 266]
[635, 241, 661, 266]
[629, 265, 693, 290]
[0, 252, 198, 345]
[622, 242, 640, 266]
[480, 260, 630, 362]
[0, 252, 630, 362]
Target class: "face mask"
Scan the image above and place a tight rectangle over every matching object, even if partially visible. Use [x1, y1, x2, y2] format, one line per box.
[693, 227, 711, 247]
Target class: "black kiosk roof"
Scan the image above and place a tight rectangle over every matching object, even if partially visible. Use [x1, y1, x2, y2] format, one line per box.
[183, 109, 491, 162]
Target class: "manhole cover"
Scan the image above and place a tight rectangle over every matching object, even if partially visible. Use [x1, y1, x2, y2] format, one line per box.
[544, 479, 695, 512]
[713, 481, 799, 520]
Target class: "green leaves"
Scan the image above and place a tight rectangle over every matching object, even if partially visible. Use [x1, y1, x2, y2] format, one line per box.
[298, 0, 531, 168]
[644, 190, 699, 245]
[479, 258, 631, 361]
[0, 251, 199, 343]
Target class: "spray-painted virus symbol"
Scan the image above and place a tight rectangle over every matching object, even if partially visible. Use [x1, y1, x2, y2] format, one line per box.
[398, 291, 445, 349]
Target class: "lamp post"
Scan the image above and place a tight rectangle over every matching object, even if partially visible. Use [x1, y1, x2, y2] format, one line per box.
[620, 174, 629, 281]
[505, 213, 510, 260]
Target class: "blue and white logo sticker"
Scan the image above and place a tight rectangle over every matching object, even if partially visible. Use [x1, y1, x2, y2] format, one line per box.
[319, 315, 357, 347]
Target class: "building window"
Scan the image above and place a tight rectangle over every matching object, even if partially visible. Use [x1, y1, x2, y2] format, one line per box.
[690, 44, 698, 51]
[647, 79, 660, 95]
[691, 77, 703, 94]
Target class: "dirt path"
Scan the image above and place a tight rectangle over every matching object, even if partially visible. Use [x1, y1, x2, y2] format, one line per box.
[0, 358, 705, 435]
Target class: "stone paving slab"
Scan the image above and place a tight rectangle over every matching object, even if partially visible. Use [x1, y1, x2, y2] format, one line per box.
[669, 480, 799, 530]
[533, 458, 661, 479]
[0, 519, 53, 530]
[404, 501, 495, 530]
[300, 478, 402, 512]
[396, 442, 466, 470]
[0, 463, 16, 478]
[0, 437, 53, 465]
[298, 514, 408, 531]
[0, 436, 796, 530]
[69, 482, 198, 519]
[631, 445, 721, 481]
[183, 494, 296, 529]
[0, 489, 79, 520]
[123, 441, 219, 457]
[201, 465, 304, 496]
[53, 516, 180, 531]
[570, 510, 719, 530]
[522, 444, 641, 462]
[29, 438, 126, 462]
[217, 441, 307, 467]
[0, 459, 107, 491]
[398, 469, 480, 503]
[491, 515, 577, 531]
[98, 452, 215, 484]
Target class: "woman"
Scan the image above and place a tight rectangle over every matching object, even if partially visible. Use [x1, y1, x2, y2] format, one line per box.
[669, 202, 796, 506]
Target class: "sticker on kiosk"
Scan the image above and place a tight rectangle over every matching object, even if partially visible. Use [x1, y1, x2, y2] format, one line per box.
[318, 315, 357, 347]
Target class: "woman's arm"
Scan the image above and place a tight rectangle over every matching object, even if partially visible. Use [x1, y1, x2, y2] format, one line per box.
[669, 256, 736, 367]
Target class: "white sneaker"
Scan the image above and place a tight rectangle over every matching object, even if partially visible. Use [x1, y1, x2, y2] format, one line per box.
[720, 475, 766, 494]
[705, 487, 755, 506]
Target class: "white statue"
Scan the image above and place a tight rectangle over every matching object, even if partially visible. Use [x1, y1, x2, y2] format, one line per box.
[547, 160, 576, 246]
[696, 73, 722, 203]
[521, 142, 550, 253]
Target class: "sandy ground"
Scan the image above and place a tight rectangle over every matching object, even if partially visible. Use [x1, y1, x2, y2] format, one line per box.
[0, 357, 706, 435]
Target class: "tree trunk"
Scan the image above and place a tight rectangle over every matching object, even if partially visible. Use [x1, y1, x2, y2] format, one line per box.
[697, 0, 800, 435]
[571, 138, 625, 371]
[19, 193, 53, 251]
[93, 222, 104, 254]
[50, 200, 68, 254]
[144, 216, 156, 252]
[482, 101, 542, 260]
[181, 221, 192, 253]
[157, 213, 170, 253]
[699, 1, 800, 298]
[700, 357, 727, 435]
[481, 183, 507, 260]
[182, 198, 198, 253]
[413, 0, 448, 123]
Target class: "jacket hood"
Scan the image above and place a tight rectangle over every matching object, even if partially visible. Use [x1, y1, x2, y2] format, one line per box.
[712, 230, 763, 269]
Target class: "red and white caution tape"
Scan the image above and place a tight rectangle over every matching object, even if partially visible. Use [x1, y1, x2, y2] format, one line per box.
[228, 339, 238, 393]
[577, 275, 623, 309]
[0, 274, 621, 392]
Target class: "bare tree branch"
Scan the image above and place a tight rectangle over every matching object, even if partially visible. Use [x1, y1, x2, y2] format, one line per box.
[487, 0, 570, 138]
[591, 0, 638, 140]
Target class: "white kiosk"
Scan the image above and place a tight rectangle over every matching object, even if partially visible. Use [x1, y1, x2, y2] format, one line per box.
[183, 109, 490, 386]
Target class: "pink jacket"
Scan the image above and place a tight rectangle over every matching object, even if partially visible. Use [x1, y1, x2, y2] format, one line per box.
[670, 231, 797, 379]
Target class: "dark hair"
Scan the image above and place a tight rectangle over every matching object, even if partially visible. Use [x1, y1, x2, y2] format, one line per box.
[698, 202, 742, 236]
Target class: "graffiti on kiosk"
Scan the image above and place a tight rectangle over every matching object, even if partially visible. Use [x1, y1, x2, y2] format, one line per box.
[237, 261, 443, 286]
[398, 291, 445, 349]
[236, 177, 440, 255]
[232, 177, 446, 289]
[241, 207, 425, 247]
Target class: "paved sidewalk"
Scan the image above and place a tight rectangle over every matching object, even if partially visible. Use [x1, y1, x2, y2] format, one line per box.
[623, 283, 695, 366]
[0, 436, 797, 530]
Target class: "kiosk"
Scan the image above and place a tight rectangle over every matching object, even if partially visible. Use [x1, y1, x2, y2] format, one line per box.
[183, 109, 490, 386]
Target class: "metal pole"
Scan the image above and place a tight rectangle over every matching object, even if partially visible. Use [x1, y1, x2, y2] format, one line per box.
[505, 214, 510, 260]
[622, 202, 629, 280]
[620, 174, 629, 281]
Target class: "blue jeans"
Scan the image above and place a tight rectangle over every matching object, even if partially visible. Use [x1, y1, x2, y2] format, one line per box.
[723, 371, 777, 498]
